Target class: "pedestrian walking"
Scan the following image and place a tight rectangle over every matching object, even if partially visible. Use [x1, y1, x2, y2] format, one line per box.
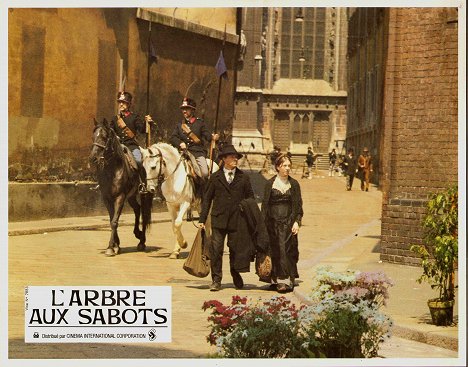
[110, 91, 154, 193]
[305, 147, 315, 179]
[357, 147, 373, 191]
[328, 148, 337, 176]
[262, 154, 303, 293]
[342, 148, 358, 191]
[198, 144, 255, 291]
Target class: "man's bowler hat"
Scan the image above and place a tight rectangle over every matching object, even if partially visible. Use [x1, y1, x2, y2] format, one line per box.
[180, 97, 196, 110]
[218, 144, 243, 159]
[117, 91, 132, 104]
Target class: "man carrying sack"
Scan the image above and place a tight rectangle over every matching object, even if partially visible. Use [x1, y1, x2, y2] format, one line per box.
[197, 144, 255, 292]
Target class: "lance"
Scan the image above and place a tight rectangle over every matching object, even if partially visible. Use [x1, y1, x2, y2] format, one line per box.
[145, 21, 152, 148]
[209, 25, 227, 175]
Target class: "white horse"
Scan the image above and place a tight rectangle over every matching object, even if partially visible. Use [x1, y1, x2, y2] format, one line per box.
[141, 143, 218, 259]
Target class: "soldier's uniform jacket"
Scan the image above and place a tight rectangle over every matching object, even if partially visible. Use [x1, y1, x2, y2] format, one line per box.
[169, 117, 212, 158]
[111, 111, 145, 150]
[358, 154, 373, 171]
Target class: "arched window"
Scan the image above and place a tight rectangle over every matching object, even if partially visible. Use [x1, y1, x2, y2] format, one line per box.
[280, 8, 326, 80]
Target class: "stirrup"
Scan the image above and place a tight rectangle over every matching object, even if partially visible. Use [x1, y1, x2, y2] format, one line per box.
[186, 209, 193, 222]
[138, 183, 148, 194]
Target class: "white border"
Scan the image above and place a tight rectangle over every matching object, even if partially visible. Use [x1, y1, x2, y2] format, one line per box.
[1, 1, 466, 367]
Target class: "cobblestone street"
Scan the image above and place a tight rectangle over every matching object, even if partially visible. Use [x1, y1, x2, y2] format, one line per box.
[8, 171, 460, 365]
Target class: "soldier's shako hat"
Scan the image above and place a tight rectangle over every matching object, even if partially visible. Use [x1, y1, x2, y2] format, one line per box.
[180, 97, 196, 110]
[117, 91, 132, 104]
[218, 144, 243, 159]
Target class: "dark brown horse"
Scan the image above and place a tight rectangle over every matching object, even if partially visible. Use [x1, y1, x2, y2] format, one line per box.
[89, 118, 153, 256]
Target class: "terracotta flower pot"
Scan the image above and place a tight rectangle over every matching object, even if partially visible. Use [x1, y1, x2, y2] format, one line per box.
[427, 299, 454, 326]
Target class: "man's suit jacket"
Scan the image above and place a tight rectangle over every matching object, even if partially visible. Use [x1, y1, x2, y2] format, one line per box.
[199, 168, 254, 231]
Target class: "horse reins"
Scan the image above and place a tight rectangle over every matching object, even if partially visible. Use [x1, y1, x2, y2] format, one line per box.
[146, 147, 185, 183]
[92, 127, 116, 166]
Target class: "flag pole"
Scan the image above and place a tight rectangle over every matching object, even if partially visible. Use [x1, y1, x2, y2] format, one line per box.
[209, 25, 227, 176]
[145, 21, 152, 148]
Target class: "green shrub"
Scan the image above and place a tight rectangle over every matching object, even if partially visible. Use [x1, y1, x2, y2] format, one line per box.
[411, 185, 458, 301]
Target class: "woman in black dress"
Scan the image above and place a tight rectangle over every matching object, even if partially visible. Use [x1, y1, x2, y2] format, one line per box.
[262, 154, 303, 293]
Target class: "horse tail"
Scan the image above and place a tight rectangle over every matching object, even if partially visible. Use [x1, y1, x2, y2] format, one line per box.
[141, 193, 153, 232]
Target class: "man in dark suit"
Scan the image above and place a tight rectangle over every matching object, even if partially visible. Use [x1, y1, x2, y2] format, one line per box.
[342, 148, 358, 191]
[198, 144, 255, 291]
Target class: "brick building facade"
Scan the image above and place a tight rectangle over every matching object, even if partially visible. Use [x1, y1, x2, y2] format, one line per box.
[8, 8, 238, 182]
[348, 8, 459, 265]
[8, 8, 239, 220]
[345, 8, 386, 183]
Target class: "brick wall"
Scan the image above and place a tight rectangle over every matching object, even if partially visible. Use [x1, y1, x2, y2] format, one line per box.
[380, 8, 458, 265]
[346, 8, 386, 183]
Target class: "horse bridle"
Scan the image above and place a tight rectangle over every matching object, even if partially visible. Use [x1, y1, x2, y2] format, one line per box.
[146, 147, 166, 184]
[92, 126, 115, 166]
[146, 147, 185, 184]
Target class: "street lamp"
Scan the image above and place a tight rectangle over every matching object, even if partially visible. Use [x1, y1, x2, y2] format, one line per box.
[299, 47, 306, 62]
[295, 8, 304, 22]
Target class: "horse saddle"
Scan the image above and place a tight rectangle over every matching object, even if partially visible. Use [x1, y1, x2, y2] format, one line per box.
[121, 145, 138, 171]
[183, 151, 203, 179]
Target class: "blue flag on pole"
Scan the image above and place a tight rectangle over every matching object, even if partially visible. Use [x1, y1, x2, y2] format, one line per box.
[215, 50, 228, 79]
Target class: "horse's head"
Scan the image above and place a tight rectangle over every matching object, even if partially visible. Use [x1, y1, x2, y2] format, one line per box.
[89, 118, 114, 169]
[142, 146, 166, 194]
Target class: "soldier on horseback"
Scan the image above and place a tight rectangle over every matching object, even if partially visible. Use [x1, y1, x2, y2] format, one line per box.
[169, 97, 219, 205]
[111, 91, 153, 193]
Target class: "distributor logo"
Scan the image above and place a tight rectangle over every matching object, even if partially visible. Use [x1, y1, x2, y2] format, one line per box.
[148, 328, 157, 341]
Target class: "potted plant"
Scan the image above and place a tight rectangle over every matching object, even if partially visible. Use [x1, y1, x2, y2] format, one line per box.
[410, 185, 458, 326]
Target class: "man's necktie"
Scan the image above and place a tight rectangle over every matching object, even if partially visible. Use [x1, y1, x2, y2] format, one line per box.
[228, 172, 234, 184]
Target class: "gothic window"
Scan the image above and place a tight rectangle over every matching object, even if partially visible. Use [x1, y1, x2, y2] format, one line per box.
[292, 113, 310, 145]
[280, 7, 326, 80]
[292, 114, 302, 143]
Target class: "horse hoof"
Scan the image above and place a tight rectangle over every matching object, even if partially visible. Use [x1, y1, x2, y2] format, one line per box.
[105, 249, 115, 257]
[113, 247, 120, 255]
[137, 243, 146, 252]
[181, 241, 188, 249]
[169, 252, 179, 259]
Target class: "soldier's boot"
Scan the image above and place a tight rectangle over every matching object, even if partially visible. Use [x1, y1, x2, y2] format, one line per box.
[186, 208, 193, 222]
[138, 165, 148, 194]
